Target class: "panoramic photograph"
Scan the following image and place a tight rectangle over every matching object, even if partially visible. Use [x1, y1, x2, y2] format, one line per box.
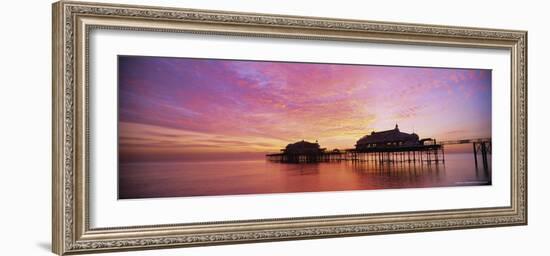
[117, 55, 492, 199]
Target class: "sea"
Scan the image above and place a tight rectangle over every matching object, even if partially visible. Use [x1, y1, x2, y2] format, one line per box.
[118, 152, 491, 199]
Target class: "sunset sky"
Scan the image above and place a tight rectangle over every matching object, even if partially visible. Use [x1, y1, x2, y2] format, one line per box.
[118, 56, 491, 162]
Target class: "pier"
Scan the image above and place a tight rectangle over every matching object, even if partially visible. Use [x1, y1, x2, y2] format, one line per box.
[266, 144, 445, 164]
[344, 143, 444, 164]
[265, 125, 491, 170]
[439, 138, 492, 170]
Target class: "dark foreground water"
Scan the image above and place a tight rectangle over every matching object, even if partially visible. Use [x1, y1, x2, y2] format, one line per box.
[118, 153, 491, 199]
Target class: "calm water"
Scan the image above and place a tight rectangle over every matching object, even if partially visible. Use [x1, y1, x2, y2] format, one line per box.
[118, 153, 491, 199]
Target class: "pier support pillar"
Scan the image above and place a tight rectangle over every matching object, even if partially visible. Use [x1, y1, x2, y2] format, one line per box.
[473, 143, 478, 168]
[481, 142, 488, 171]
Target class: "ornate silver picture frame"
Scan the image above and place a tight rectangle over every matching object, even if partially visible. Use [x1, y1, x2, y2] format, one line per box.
[52, 1, 527, 255]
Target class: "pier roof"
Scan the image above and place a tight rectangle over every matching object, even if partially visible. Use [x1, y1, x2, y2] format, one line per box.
[284, 140, 325, 154]
[357, 124, 419, 145]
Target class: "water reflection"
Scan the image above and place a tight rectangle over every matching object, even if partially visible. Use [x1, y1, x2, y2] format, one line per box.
[119, 153, 491, 199]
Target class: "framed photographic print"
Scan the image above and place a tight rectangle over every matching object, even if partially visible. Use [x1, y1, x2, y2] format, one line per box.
[52, 1, 527, 255]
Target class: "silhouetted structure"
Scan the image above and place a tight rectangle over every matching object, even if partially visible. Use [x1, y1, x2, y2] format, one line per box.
[266, 125, 491, 172]
[356, 124, 420, 150]
[347, 124, 444, 164]
[269, 140, 328, 163]
[283, 140, 325, 155]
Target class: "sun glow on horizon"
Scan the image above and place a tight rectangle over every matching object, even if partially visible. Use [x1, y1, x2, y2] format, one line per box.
[118, 56, 491, 162]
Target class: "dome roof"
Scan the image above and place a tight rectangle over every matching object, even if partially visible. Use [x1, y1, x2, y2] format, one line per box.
[284, 140, 323, 154]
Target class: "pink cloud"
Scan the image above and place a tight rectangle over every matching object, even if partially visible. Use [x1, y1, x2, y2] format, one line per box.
[118, 56, 492, 161]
